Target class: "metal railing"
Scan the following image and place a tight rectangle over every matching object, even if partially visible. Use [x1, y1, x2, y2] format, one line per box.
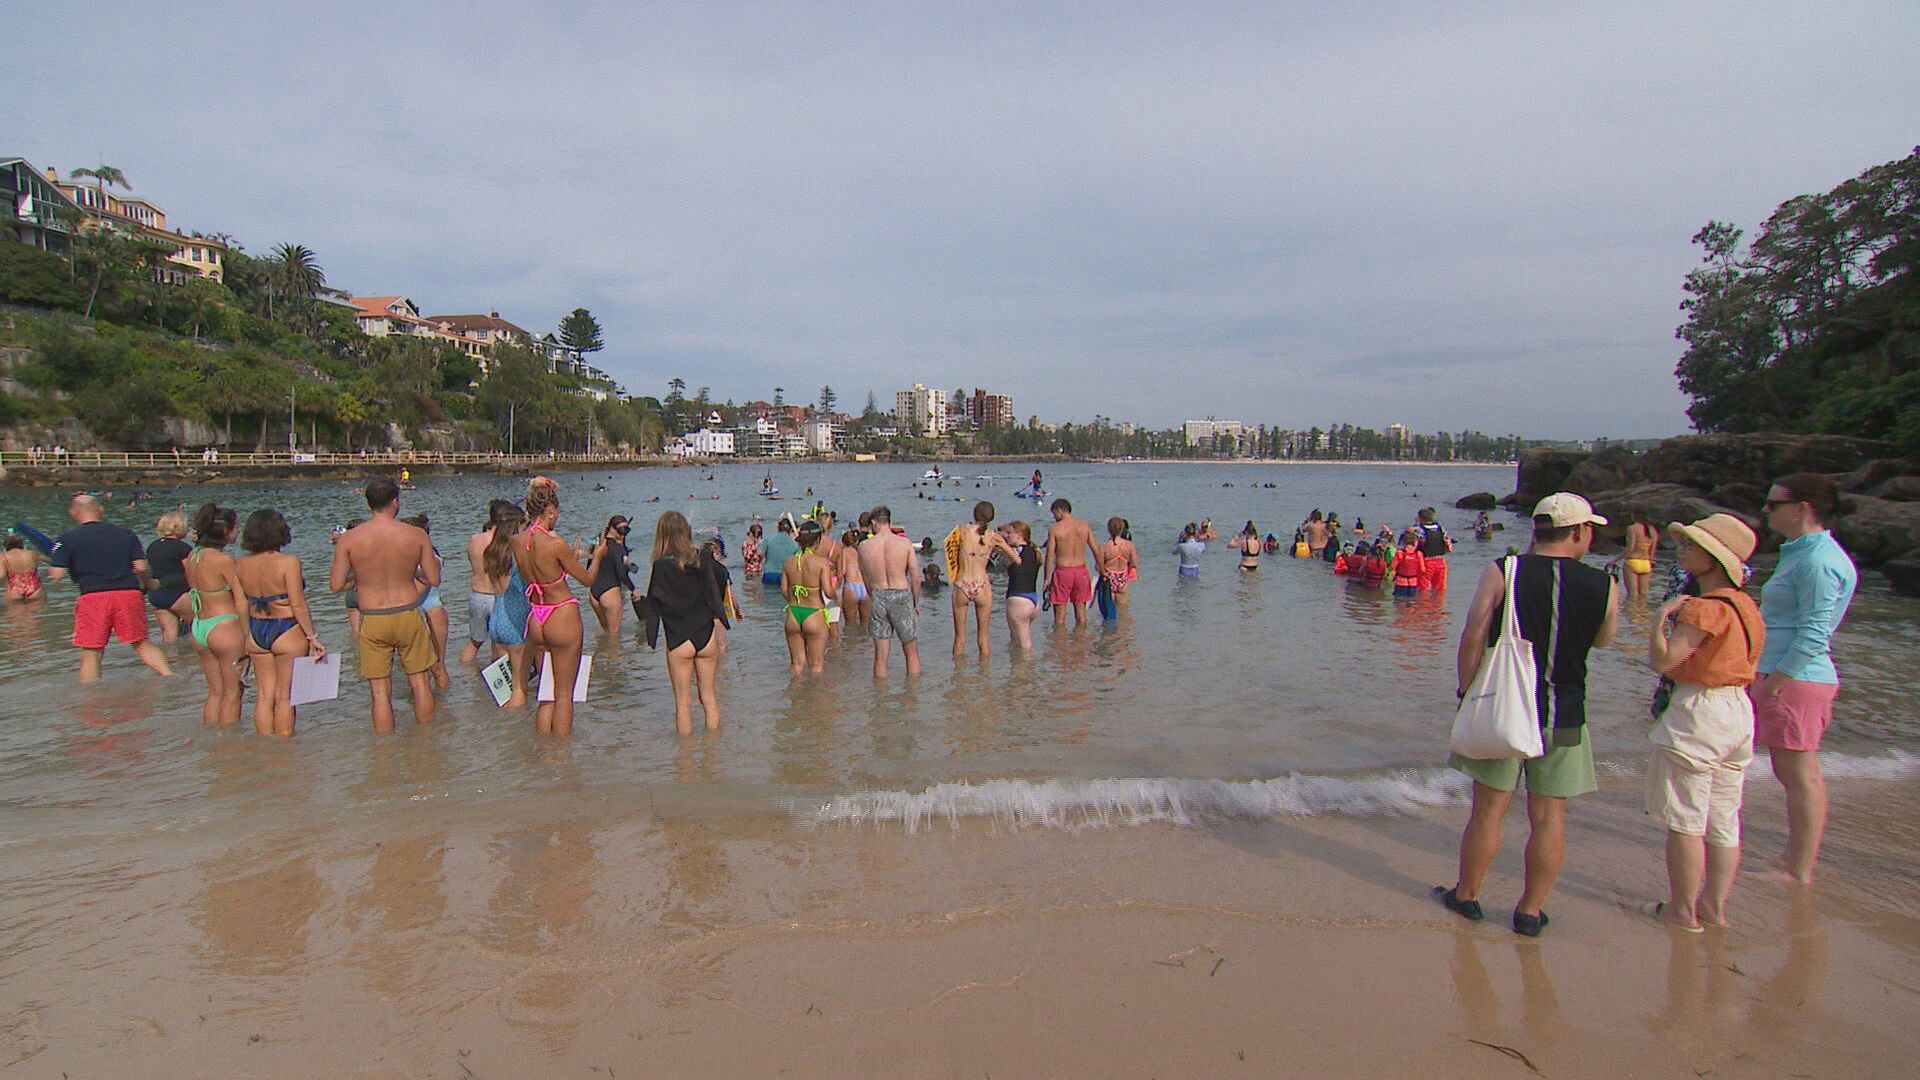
[0, 449, 658, 469]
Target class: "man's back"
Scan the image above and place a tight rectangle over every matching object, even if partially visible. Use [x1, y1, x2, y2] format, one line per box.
[859, 531, 916, 590]
[1493, 554, 1612, 732]
[337, 517, 434, 608]
[53, 521, 142, 592]
[466, 529, 493, 591]
[1051, 516, 1092, 566]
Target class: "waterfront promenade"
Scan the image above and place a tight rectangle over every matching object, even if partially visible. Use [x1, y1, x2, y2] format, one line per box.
[0, 448, 664, 485]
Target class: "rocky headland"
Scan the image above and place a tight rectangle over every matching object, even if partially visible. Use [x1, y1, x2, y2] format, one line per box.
[1470, 433, 1920, 596]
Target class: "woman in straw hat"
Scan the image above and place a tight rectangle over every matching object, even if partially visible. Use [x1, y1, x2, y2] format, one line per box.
[1644, 513, 1764, 932]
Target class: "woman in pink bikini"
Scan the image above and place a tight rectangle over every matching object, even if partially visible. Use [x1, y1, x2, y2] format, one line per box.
[3, 535, 47, 602]
[512, 477, 605, 737]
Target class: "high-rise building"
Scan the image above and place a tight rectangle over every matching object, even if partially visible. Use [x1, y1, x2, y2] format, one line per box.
[967, 388, 1015, 429]
[1183, 418, 1244, 448]
[894, 384, 948, 436]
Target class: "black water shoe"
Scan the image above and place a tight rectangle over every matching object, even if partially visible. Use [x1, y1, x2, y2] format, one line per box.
[1512, 910, 1550, 937]
[1432, 885, 1483, 922]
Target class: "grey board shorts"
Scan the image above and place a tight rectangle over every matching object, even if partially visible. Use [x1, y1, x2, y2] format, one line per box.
[468, 590, 497, 645]
[871, 588, 918, 643]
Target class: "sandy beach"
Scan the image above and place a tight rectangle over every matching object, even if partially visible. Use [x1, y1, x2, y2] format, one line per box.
[5, 762, 1914, 1079]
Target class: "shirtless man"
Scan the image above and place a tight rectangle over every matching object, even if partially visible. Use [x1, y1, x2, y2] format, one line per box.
[1043, 498, 1103, 628]
[1304, 511, 1330, 556]
[1097, 517, 1140, 606]
[951, 501, 1019, 659]
[459, 501, 507, 664]
[856, 505, 921, 678]
[329, 477, 440, 733]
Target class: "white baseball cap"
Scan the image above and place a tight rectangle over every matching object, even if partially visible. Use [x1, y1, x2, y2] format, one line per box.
[1531, 492, 1608, 527]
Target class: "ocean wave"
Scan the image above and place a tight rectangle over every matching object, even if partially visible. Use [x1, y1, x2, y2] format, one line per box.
[1751, 748, 1920, 780]
[793, 771, 1473, 834]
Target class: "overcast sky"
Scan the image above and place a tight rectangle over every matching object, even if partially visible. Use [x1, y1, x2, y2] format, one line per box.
[7, 2, 1916, 438]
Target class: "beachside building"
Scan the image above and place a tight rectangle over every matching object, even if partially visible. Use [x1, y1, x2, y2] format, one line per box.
[967, 389, 1015, 430]
[1, 158, 85, 256]
[350, 296, 438, 338]
[734, 416, 781, 457]
[895, 384, 948, 437]
[429, 311, 530, 349]
[45, 167, 227, 284]
[687, 428, 735, 456]
[801, 416, 838, 455]
[1184, 418, 1244, 449]
[780, 433, 808, 457]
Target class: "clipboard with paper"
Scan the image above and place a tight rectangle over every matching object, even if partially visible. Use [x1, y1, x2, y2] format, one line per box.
[289, 654, 341, 706]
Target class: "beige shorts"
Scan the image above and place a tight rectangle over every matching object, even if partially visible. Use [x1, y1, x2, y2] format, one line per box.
[358, 608, 437, 679]
[1647, 684, 1754, 846]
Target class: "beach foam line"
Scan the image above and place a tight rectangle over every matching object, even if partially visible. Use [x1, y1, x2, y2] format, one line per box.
[1751, 748, 1920, 781]
[793, 771, 1473, 834]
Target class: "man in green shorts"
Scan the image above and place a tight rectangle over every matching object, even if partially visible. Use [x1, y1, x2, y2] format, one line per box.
[1435, 494, 1619, 936]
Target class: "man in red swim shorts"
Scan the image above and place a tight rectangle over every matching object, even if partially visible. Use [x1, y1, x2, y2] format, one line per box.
[1043, 498, 1103, 628]
[47, 494, 172, 682]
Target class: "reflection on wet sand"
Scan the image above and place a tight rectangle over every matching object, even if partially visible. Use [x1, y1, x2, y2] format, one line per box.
[480, 822, 601, 1055]
[771, 678, 838, 786]
[345, 834, 450, 1010]
[1449, 929, 1565, 1043]
[193, 843, 329, 981]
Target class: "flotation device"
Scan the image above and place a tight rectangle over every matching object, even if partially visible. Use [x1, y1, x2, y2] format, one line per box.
[943, 525, 965, 583]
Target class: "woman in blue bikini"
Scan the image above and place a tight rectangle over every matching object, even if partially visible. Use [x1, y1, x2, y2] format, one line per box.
[236, 508, 324, 737]
[184, 503, 247, 727]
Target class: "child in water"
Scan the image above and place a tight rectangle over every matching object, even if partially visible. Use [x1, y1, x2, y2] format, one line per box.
[1393, 538, 1425, 597]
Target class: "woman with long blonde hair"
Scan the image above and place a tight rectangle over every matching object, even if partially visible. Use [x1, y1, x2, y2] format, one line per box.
[513, 476, 604, 737]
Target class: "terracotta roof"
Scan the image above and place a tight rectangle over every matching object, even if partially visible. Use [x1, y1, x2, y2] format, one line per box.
[350, 296, 424, 320]
[426, 313, 529, 336]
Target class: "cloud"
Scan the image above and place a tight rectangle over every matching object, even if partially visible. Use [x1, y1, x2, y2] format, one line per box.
[5, 0, 1916, 437]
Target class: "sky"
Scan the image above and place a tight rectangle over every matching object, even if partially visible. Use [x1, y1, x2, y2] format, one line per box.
[6, 1, 1917, 439]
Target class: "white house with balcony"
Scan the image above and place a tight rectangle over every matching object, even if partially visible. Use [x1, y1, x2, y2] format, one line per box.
[687, 428, 735, 456]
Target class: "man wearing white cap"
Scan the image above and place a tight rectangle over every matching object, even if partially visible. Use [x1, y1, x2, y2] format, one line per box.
[1435, 492, 1619, 937]
[1644, 513, 1763, 931]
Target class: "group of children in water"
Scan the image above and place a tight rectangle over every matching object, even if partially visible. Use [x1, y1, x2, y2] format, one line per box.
[1288, 507, 1458, 596]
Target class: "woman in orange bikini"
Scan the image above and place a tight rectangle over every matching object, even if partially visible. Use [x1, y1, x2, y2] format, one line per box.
[513, 477, 605, 737]
[952, 501, 1019, 660]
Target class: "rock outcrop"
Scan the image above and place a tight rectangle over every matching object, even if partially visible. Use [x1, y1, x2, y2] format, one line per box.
[1495, 432, 1918, 596]
[1455, 492, 1498, 510]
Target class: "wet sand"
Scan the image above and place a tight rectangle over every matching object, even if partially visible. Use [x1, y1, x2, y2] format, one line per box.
[5, 766, 1914, 1079]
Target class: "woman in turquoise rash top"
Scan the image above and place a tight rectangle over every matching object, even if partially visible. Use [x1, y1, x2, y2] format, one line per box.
[1754, 473, 1857, 884]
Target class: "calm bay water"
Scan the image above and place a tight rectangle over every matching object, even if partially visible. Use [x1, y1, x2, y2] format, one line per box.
[2, 461, 1916, 838]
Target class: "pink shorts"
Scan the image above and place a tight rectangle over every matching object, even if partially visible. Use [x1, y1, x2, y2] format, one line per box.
[1048, 565, 1093, 606]
[73, 589, 149, 650]
[1751, 678, 1840, 752]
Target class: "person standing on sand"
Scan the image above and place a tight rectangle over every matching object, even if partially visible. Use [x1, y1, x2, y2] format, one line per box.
[1645, 514, 1763, 931]
[459, 501, 509, 665]
[1043, 498, 1102, 627]
[951, 501, 1019, 660]
[856, 505, 921, 678]
[1753, 472, 1857, 885]
[329, 478, 441, 734]
[1436, 493, 1619, 937]
[48, 494, 172, 682]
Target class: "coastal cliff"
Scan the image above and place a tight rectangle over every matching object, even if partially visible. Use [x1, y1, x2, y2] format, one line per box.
[1501, 433, 1920, 595]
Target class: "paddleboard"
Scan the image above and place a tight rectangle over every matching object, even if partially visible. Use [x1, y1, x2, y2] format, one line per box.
[11, 522, 54, 555]
[1015, 490, 1048, 500]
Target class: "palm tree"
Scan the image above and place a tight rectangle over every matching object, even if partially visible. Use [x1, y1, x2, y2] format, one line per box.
[70, 165, 131, 215]
[267, 243, 324, 329]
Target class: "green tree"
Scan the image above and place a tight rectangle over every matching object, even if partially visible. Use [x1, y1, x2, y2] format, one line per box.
[559, 307, 604, 354]
[70, 165, 131, 213]
[819, 385, 837, 413]
[335, 391, 368, 451]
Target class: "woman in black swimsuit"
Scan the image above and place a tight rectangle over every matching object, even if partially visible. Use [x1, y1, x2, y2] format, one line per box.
[590, 515, 635, 635]
[645, 511, 726, 734]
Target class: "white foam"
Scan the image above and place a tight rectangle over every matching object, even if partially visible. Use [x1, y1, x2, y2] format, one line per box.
[794, 771, 1473, 834]
[1750, 749, 1920, 781]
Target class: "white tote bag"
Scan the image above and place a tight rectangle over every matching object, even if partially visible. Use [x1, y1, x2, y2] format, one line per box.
[1449, 556, 1544, 760]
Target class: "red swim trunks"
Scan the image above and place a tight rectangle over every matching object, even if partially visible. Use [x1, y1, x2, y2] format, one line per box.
[1751, 678, 1840, 752]
[72, 589, 149, 649]
[1421, 556, 1449, 592]
[1048, 565, 1093, 606]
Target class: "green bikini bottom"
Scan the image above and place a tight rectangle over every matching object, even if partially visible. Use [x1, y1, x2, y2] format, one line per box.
[192, 613, 240, 649]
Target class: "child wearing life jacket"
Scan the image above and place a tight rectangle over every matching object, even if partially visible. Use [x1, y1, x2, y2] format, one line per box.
[1292, 528, 1309, 558]
[1362, 545, 1389, 588]
[1393, 541, 1424, 597]
[1333, 544, 1354, 575]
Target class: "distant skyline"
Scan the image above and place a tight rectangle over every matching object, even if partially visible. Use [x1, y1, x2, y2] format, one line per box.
[6, 2, 1917, 439]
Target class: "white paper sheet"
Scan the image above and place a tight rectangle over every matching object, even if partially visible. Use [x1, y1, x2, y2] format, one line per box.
[480, 655, 514, 706]
[536, 656, 591, 703]
[289, 654, 340, 706]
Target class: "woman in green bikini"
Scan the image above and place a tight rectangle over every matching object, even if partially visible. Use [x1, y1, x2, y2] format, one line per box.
[184, 503, 247, 727]
[781, 519, 838, 675]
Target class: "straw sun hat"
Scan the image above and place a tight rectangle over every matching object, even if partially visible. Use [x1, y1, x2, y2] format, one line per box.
[1666, 513, 1757, 587]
